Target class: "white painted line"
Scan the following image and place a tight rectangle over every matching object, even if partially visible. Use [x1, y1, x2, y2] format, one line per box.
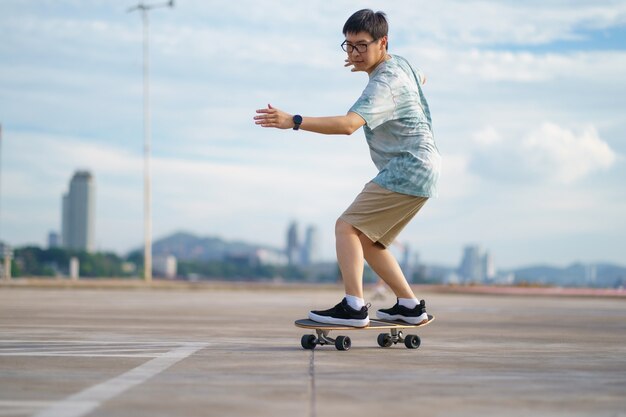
[0, 353, 164, 358]
[0, 340, 192, 358]
[0, 340, 187, 344]
[0, 400, 59, 417]
[33, 342, 208, 417]
[0, 401, 58, 407]
[0, 348, 168, 353]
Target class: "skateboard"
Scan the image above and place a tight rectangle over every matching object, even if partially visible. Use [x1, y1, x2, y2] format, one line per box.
[295, 315, 434, 351]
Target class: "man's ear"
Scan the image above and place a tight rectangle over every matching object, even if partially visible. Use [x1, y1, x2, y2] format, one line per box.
[380, 35, 388, 51]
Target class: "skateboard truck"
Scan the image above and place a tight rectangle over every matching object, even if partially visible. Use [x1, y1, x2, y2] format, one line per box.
[378, 329, 420, 349]
[301, 329, 352, 351]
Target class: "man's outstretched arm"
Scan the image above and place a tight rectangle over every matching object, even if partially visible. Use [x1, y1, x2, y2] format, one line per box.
[254, 104, 365, 135]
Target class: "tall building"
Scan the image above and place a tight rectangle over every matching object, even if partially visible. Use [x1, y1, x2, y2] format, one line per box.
[286, 222, 320, 266]
[48, 231, 60, 248]
[399, 243, 415, 282]
[61, 171, 95, 252]
[458, 245, 498, 283]
[458, 245, 483, 283]
[286, 221, 299, 266]
[586, 264, 597, 285]
[301, 225, 319, 266]
[483, 251, 496, 281]
[153, 255, 177, 279]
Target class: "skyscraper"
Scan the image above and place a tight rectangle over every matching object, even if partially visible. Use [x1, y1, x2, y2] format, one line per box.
[483, 250, 496, 281]
[458, 245, 498, 283]
[301, 225, 319, 266]
[458, 245, 483, 283]
[48, 231, 60, 248]
[286, 222, 320, 266]
[286, 221, 299, 266]
[61, 171, 95, 252]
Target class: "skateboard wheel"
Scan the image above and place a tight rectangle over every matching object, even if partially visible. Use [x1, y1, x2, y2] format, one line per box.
[404, 334, 421, 349]
[335, 335, 351, 351]
[301, 334, 317, 350]
[377, 333, 393, 348]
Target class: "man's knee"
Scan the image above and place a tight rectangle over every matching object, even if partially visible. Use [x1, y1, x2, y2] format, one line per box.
[335, 218, 358, 237]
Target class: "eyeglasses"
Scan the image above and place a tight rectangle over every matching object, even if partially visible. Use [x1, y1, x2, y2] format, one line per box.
[340, 39, 378, 53]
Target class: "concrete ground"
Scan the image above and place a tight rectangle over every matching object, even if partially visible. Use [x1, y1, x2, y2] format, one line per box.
[0, 282, 625, 417]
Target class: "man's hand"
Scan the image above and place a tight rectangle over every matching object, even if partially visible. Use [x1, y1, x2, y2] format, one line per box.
[254, 104, 293, 129]
[344, 58, 357, 72]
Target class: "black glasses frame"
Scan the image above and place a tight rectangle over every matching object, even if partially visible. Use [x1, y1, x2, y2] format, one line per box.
[341, 39, 378, 53]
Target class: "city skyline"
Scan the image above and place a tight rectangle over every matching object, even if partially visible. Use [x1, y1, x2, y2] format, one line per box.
[61, 170, 96, 252]
[1, 1, 625, 269]
[286, 221, 319, 267]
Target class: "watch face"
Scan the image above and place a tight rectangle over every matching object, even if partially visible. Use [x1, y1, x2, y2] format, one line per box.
[293, 115, 303, 124]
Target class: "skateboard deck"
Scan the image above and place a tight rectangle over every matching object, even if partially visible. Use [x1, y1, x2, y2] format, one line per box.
[295, 315, 434, 351]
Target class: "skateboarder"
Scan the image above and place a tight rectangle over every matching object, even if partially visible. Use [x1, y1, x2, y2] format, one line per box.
[254, 9, 440, 327]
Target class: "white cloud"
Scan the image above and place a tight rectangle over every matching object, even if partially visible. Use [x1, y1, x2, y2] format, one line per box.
[469, 122, 618, 184]
[398, 45, 626, 84]
[457, 49, 626, 83]
[389, 1, 626, 46]
[438, 154, 480, 200]
[523, 122, 618, 183]
[457, 50, 560, 82]
[472, 126, 502, 146]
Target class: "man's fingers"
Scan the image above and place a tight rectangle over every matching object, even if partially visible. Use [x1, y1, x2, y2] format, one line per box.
[253, 105, 284, 129]
[254, 118, 275, 127]
[254, 112, 280, 127]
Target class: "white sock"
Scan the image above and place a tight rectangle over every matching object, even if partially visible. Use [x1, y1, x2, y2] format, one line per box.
[345, 294, 365, 310]
[398, 298, 420, 309]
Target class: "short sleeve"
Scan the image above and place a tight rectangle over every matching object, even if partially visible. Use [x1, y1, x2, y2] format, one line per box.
[349, 79, 395, 130]
[415, 68, 425, 85]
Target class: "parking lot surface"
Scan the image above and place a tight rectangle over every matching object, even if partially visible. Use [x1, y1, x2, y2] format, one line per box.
[1, 283, 625, 417]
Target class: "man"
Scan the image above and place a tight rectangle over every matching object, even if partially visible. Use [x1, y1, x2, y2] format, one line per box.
[254, 9, 440, 327]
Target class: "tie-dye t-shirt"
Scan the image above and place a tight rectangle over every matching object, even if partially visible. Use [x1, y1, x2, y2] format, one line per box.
[349, 55, 441, 198]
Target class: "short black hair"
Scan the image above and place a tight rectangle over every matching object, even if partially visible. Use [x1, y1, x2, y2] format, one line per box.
[342, 9, 388, 41]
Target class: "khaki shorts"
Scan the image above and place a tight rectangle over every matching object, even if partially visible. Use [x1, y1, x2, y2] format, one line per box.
[339, 182, 428, 248]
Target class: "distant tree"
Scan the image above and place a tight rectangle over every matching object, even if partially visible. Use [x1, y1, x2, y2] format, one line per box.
[12, 246, 131, 278]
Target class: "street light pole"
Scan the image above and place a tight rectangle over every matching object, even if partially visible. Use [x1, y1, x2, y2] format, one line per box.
[0, 123, 3, 245]
[128, 0, 174, 283]
[0, 123, 9, 282]
[0, 123, 3, 280]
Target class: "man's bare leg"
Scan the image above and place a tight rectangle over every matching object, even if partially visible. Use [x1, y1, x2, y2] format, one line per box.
[359, 234, 428, 324]
[358, 233, 416, 299]
[307, 219, 370, 327]
[335, 219, 365, 299]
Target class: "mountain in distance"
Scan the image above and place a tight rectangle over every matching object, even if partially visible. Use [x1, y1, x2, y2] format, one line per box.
[507, 262, 626, 288]
[138, 231, 283, 261]
[134, 232, 626, 287]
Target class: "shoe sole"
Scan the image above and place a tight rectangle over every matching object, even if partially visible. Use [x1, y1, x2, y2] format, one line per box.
[376, 311, 428, 325]
[308, 312, 370, 328]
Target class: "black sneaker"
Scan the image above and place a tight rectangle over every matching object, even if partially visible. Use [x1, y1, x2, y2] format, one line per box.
[376, 299, 429, 324]
[308, 298, 370, 327]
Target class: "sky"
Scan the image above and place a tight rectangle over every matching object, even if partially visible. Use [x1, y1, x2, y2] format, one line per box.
[0, 0, 625, 269]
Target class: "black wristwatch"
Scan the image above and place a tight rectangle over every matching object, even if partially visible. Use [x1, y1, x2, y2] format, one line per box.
[292, 114, 303, 130]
